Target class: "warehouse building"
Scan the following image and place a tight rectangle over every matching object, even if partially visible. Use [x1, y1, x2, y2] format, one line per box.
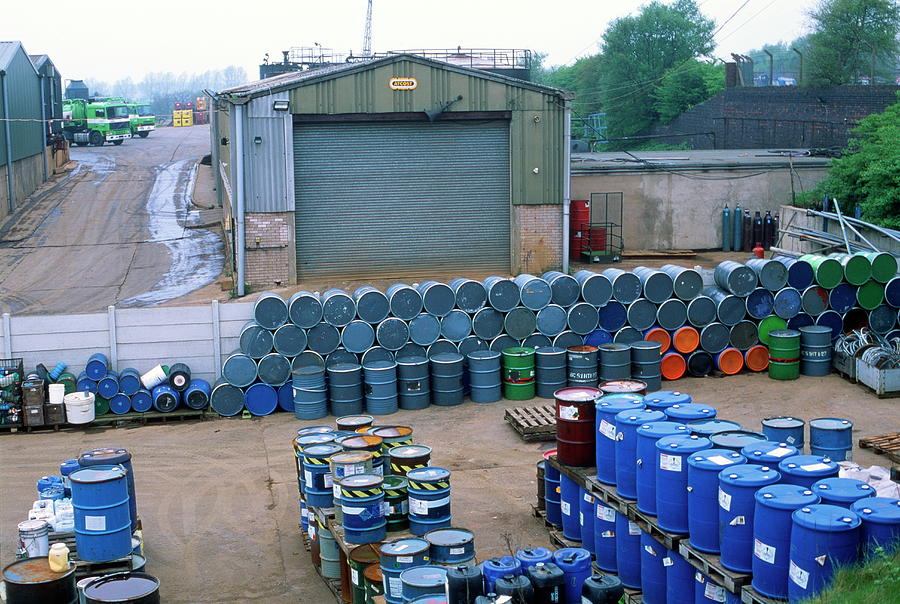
[0, 41, 58, 218]
[212, 53, 570, 293]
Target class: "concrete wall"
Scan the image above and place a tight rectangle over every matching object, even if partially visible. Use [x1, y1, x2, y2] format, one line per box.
[511, 204, 563, 274]
[0, 152, 44, 218]
[572, 165, 829, 250]
[244, 211, 296, 288]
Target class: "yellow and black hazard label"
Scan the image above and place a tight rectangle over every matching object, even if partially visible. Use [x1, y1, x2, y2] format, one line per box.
[391, 463, 427, 474]
[341, 486, 383, 499]
[408, 479, 450, 491]
[304, 455, 331, 465]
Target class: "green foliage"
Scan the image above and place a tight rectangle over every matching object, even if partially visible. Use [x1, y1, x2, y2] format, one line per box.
[803, 547, 900, 604]
[806, 0, 900, 85]
[744, 38, 811, 84]
[596, 0, 716, 144]
[654, 60, 725, 124]
[801, 92, 900, 228]
[632, 141, 692, 151]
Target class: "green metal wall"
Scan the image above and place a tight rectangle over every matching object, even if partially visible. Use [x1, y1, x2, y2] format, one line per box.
[286, 58, 565, 205]
[0, 45, 43, 167]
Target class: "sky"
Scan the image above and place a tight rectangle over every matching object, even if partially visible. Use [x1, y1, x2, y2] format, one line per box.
[4, 0, 819, 84]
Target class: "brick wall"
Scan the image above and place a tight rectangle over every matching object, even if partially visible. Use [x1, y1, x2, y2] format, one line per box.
[511, 204, 563, 274]
[244, 212, 295, 288]
[650, 85, 900, 149]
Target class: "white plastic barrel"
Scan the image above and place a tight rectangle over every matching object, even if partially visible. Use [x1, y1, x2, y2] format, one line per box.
[48, 383, 65, 405]
[17, 519, 50, 557]
[64, 392, 96, 424]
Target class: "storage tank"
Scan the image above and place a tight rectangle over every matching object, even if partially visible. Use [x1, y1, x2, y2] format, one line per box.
[65, 79, 89, 100]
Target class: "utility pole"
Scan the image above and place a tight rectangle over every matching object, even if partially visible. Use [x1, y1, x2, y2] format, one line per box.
[763, 49, 774, 86]
[362, 0, 373, 57]
[792, 47, 803, 84]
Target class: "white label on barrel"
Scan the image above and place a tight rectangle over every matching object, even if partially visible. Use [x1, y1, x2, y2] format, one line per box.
[707, 455, 734, 466]
[754, 539, 776, 564]
[449, 547, 465, 555]
[718, 488, 732, 511]
[815, 554, 827, 566]
[729, 515, 745, 526]
[397, 555, 413, 563]
[786, 436, 796, 444]
[351, 568, 359, 585]
[580, 511, 584, 525]
[324, 473, 333, 488]
[644, 545, 657, 555]
[800, 463, 832, 472]
[601, 530, 615, 538]
[660, 453, 682, 472]
[409, 497, 429, 515]
[85, 516, 106, 531]
[663, 557, 673, 567]
[381, 502, 391, 516]
[301, 507, 308, 519]
[789, 561, 809, 589]
[598, 507, 615, 522]
[304, 470, 313, 485]
[704, 583, 726, 602]
[628, 521, 640, 535]
[389, 577, 403, 597]
[583, 492, 594, 503]
[769, 447, 794, 458]
[561, 501, 571, 516]
[560, 405, 580, 420]
[394, 543, 409, 551]
[599, 419, 617, 440]
[333, 483, 341, 497]
[845, 450, 853, 461]
[309, 525, 317, 539]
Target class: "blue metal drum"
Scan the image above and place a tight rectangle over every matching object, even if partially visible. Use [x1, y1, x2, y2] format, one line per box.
[96, 371, 118, 399]
[440, 310, 472, 343]
[774, 288, 802, 320]
[636, 422, 689, 514]
[815, 310, 844, 341]
[719, 464, 781, 573]
[244, 383, 278, 416]
[828, 283, 857, 314]
[657, 298, 687, 331]
[380, 538, 430, 604]
[490, 335, 519, 353]
[752, 484, 820, 600]
[615, 513, 642, 589]
[747, 258, 788, 291]
[109, 393, 130, 415]
[483, 276, 520, 312]
[253, 291, 288, 329]
[342, 320, 376, 354]
[387, 283, 424, 320]
[407, 314, 440, 347]
[340, 473, 387, 544]
[596, 396, 646, 485]
[258, 353, 291, 386]
[574, 270, 612, 306]
[886, 276, 900, 307]
[362, 346, 395, 366]
[665, 403, 717, 422]
[85, 353, 109, 380]
[69, 465, 132, 562]
[614, 327, 642, 345]
[523, 333, 551, 349]
[667, 548, 695, 604]
[594, 500, 618, 572]
[634, 266, 674, 304]
[640, 530, 667, 604]
[661, 264, 704, 301]
[584, 328, 613, 347]
[397, 342, 428, 360]
[778, 455, 840, 489]
[560, 473, 582, 542]
[812, 477, 876, 509]
[552, 547, 592, 604]
[627, 298, 657, 331]
[449, 278, 487, 313]
[353, 286, 390, 324]
[742, 440, 799, 465]
[851, 497, 900, 557]
[406, 467, 452, 535]
[273, 324, 307, 358]
[598, 301, 628, 333]
[467, 350, 501, 403]
[303, 443, 341, 507]
[293, 350, 325, 370]
[788, 313, 815, 330]
[809, 417, 853, 461]
[430, 353, 464, 406]
[514, 274, 552, 311]
[117, 368, 141, 396]
[544, 453, 562, 528]
[543, 271, 581, 307]
[481, 556, 522, 593]
[687, 296, 717, 328]
[293, 365, 328, 420]
[308, 322, 341, 356]
[603, 268, 641, 304]
[700, 323, 731, 354]
[714, 260, 757, 297]
[76, 372, 97, 394]
[773, 256, 814, 291]
[210, 381, 242, 417]
[418, 281, 455, 317]
[535, 347, 566, 399]
[471, 308, 504, 341]
[687, 449, 746, 553]
[151, 384, 179, 412]
[615, 409, 666, 499]
[746, 288, 775, 320]
[761, 416, 805, 449]
[288, 291, 323, 328]
[598, 343, 632, 381]
[396, 356, 430, 410]
[505, 307, 537, 340]
[322, 288, 357, 327]
[656, 434, 712, 533]
[240, 322, 274, 359]
[400, 566, 448, 602]
[536, 304, 567, 337]
[377, 318, 410, 351]
[788, 504, 861, 602]
[328, 363, 364, 416]
[801, 286, 829, 316]
[579, 488, 596, 555]
[868, 304, 896, 333]
[364, 360, 399, 415]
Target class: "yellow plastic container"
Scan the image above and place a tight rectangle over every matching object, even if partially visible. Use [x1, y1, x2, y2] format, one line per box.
[48, 542, 70, 572]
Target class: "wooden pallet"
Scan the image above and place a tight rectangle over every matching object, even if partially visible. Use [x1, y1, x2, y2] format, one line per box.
[741, 585, 786, 604]
[859, 432, 900, 464]
[505, 405, 556, 442]
[313, 563, 345, 604]
[0, 409, 208, 433]
[678, 540, 749, 594]
[622, 249, 697, 259]
[628, 505, 685, 550]
[548, 527, 581, 550]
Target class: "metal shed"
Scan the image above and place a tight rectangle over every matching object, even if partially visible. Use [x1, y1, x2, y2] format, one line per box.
[214, 54, 570, 292]
[28, 54, 63, 122]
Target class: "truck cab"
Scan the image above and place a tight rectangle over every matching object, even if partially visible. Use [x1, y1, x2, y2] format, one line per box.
[62, 99, 131, 146]
[128, 102, 155, 138]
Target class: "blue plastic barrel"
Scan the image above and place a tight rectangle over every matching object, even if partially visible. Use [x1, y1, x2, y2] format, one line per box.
[117, 368, 141, 396]
[761, 416, 805, 449]
[244, 383, 278, 416]
[277, 383, 293, 412]
[131, 389, 152, 413]
[303, 443, 340, 507]
[644, 390, 691, 410]
[596, 397, 645, 485]
[667, 548, 695, 603]
[710, 430, 767, 453]
[656, 434, 712, 533]
[788, 505, 861, 602]
[340, 473, 386, 544]
[598, 301, 628, 332]
[406, 467, 452, 535]
[636, 422, 689, 514]
[665, 403, 717, 422]
[553, 547, 591, 604]
[742, 440, 799, 465]
[688, 418, 742, 438]
[544, 454, 562, 528]
[687, 449, 746, 553]
[183, 378, 211, 410]
[560, 473, 582, 542]
[151, 384, 179, 412]
[778, 454, 840, 489]
[752, 484, 820, 599]
[481, 556, 522, 593]
[695, 573, 740, 603]
[594, 501, 617, 572]
[615, 513, 641, 589]
[809, 417, 853, 461]
[109, 393, 131, 415]
[640, 530, 666, 604]
[615, 409, 666, 499]
[719, 464, 781, 573]
[69, 465, 132, 562]
[851, 497, 900, 557]
[380, 538, 430, 604]
[85, 353, 109, 380]
[516, 547, 553, 568]
[579, 488, 595, 556]
[97, 371, 119, 399]
[364, 360, 399, 415]
[812, 477, 876, 509]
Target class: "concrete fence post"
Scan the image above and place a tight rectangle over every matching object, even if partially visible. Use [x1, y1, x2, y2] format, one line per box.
[107, 305, 118, 367]
[211, 300, 221, 377]
[2, 313, 11, 358]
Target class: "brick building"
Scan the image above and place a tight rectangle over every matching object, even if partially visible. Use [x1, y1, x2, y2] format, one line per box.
[211, 54, 570, 293]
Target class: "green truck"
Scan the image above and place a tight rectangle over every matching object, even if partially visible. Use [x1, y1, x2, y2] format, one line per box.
[62, 98, 131, 146]
[127, 102, 155, 138]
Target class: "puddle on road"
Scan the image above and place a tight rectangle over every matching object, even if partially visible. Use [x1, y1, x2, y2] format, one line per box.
[70, 150, 116, 184]
[119, 158, 224, 307]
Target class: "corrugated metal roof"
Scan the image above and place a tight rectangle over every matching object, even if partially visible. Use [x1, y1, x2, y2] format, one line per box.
[28, 54, 49, 69]
[219, 53, 567, 101]
[0, 41, 22, 70]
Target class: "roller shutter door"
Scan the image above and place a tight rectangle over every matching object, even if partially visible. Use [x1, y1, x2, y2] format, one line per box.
[293, 120, 510, 279]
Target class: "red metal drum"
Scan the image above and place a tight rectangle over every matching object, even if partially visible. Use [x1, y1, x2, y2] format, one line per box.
[570, 201, 591, 260]
[555, 386, 601, 467]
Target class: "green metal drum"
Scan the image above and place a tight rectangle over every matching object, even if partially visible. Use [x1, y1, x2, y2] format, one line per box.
[383, 474, 409, 532]
[349, 544, 382, 604]
[502, 347, 536, 400]
[768, 329, 800, 381]
[757, 316, 788, 346]
[863, 251, 898, 284]
[856, 281, 885, 310]
[829, 253, 871, 286]
[801, 254, 843, 289]
[364, 563, 384, 603]
[94, 395, 110, 416]
[56, 372, 77, 394]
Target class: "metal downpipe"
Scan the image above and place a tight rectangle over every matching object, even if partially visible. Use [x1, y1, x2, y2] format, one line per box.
[1, 72, 14, 214]
[38, 74, 48, 181]
[235, 103, 246, 297]
[562, 101, 572, 273]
